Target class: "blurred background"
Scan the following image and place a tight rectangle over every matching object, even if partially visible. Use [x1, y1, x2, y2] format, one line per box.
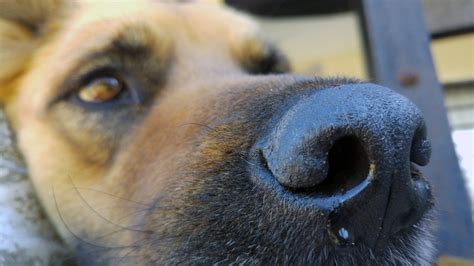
[226, 0, 474, 260]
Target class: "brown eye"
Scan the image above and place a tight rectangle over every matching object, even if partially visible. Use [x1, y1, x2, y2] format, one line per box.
[78, 77, 124, 103]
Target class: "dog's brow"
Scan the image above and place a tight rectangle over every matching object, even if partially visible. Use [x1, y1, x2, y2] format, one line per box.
[108, 27, 154, 57]
[48, 25, 162, 105]
[79, 24, 159, 63]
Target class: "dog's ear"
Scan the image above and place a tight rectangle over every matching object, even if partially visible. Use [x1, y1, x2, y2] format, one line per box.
[0, 0, 64, 102]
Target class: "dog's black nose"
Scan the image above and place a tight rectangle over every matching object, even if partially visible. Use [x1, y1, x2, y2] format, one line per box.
[252, 83, 432, 250]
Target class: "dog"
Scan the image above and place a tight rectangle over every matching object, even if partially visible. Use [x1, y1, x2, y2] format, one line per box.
[0, 0, 435, 264]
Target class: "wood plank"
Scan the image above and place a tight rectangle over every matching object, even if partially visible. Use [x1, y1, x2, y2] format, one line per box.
[423, 0, 474, 38]
[226, 0, 474, 38]
[359, 0, 473, 258]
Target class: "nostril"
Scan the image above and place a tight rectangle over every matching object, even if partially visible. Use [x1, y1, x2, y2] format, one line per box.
[410, 124, 431, 166]
[290, 135, 370, 196]
[250, 84, 433, 249]
[325, 136, 370, 194]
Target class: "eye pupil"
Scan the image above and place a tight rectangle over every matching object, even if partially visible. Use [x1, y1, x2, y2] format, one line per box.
[78, 77, 123, 103]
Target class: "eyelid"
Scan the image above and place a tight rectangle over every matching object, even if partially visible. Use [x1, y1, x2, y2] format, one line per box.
[73, 70, 142, 107]
[69, 77, 142, 111]
[49, 65, 120, 107]
[79, 67, 122, 89]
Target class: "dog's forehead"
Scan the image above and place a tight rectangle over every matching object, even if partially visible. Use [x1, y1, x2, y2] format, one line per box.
[72, 1, 260, 42]
[24, 1, 263, 110]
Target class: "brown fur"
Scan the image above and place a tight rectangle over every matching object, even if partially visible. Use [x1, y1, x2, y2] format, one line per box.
[0, 1, 434, 264]
[0, 0, 288, 256]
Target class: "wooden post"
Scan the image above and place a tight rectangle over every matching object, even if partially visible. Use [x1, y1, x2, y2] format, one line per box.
[359, 0, 473, 258]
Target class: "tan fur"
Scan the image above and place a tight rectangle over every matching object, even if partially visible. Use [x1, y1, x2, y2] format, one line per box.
[0, 1, 438, 264]
[0, 0, 272, 249]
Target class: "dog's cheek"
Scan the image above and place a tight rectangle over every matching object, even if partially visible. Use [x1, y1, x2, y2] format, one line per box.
[47, 102, 147, 164]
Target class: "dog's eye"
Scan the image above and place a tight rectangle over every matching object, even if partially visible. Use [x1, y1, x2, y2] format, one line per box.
[78, 77, 124, 103]
[70, 74, 140, 109]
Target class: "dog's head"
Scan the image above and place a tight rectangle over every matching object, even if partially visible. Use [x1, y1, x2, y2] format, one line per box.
[0, 0, 434, 264]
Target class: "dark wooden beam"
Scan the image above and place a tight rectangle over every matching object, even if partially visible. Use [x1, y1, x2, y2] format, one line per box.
[225, 0, 353, 16]
[423, 0, 474, 39]
[226, 0, 474, 38]
[358, 0, 473, 258]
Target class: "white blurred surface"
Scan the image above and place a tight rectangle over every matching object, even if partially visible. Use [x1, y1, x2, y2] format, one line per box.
[452, 129, 474, 206]
[0, 109, 70, 265]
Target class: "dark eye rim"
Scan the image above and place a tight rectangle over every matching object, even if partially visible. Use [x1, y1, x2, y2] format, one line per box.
[63, 67, 142, 111]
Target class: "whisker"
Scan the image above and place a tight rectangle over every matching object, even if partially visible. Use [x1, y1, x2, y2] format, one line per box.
[79, 237, 145, 266]
[92, 228, 133, 242]
[72, 186, 150, 206]
[68, 175, 152, 233]
[115, 240, 142, 265]
[177, 122, 214, 131]
[52, 186, 135, 250]
[239, 152, 256, 167]
[115, 208, 152, 223]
